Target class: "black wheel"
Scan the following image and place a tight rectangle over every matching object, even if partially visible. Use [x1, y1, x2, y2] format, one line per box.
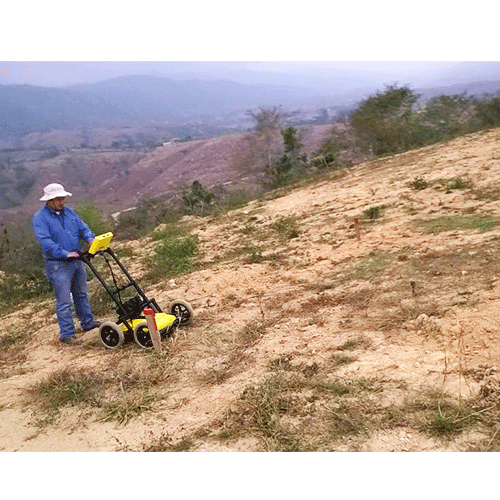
[99, 321, 124, 349]
[134, 321, 153, 349]
[169, 299, 194, 326]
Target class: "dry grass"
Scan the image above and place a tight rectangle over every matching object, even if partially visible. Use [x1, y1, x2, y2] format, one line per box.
[206, 361, 486, 452]
[20, 204, 500, 448]
[6, 128, 500, 452]
[0, 327, 31, 378]
[25, 349, 177, 427]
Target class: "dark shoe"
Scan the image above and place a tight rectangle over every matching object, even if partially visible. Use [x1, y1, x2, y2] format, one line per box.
[83, 321, 101, 332]
[60, 336, 82, 345]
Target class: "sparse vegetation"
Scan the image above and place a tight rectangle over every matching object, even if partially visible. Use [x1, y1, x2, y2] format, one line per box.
[409, 176, 429, 190]
[74, 203, 112, 236]
[148, 232, 199, 279]
[0, 160, 35, 208]
[213, 362, 489, 451]
[435, 176, 472, 191]
[182, 181, 217, 216]
[26, 351, 175, 427]
[265, 126, 308, 187]
[331, 354, 357, 366]
[361, 205, 384, 220]
[0, 223, 53, 314]
[100, 389, 157, 425]
[27, 369, 104, 426]
[5, 100, 500, 452]
[0, 328, 31, 378]
[271, 215, 301, 241]
[347, 249, 393, 281]
[150, 223, 189, 241]
[421, 404, 476, 436]
[414, 215, 500, 234]
[337, 335, 372, 351]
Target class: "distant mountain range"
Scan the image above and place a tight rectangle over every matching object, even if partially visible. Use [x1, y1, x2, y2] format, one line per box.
[0, 75, 330, 138]
[1, 61, 500, 140]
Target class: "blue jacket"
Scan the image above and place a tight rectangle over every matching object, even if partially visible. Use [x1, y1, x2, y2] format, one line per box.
[32, 205, 95, 261]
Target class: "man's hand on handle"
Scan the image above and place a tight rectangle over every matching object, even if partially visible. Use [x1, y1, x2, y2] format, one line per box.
[67, 239, 93, 260]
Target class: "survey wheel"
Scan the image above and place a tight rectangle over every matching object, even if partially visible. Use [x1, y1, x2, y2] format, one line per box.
[134, 321, 153, 349]
[169, 299, 194, 326]
[99, 321, 124, 349]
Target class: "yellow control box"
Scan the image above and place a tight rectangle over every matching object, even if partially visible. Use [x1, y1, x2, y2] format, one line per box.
[88, 232, 114, 255]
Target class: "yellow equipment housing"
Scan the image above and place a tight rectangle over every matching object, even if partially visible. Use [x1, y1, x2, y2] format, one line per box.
[121, 312, 177, 333]
[88, 232, 114, 255]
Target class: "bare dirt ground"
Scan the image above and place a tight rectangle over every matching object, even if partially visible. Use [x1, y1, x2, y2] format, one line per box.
[2, 128, 500, 452]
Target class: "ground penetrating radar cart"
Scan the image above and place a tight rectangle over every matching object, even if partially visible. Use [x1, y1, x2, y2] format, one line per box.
[79, 232, 194, 349]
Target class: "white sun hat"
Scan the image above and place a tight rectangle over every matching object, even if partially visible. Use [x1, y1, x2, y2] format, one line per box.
[40, 183, 73, 201]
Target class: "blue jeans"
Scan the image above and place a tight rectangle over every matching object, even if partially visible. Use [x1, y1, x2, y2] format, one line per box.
[45, 260, 95, 340]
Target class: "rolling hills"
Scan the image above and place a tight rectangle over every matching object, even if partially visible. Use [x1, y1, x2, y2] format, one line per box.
[0, 124, 337, 217]
[0, 75, 334, 140]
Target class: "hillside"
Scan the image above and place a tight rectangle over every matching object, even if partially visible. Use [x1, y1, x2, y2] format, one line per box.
[2, 127, 500, 451]
[1, 124, 336, 218]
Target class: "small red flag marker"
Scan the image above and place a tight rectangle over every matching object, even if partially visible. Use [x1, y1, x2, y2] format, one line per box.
[354, 218, 361, 241]
[143, 308, 162, 352]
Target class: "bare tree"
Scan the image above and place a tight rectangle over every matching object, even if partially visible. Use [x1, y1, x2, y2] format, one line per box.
[247, 106, 288, 167]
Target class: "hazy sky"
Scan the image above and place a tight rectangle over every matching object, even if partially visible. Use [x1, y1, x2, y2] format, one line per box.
[1, 2, 496, 90]
[0, 61, 460, 88]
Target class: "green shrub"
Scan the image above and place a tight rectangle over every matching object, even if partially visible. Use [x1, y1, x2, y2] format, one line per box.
[310, 135, 341, 170]
[444, 177, 471, 190]
[349, 87, 500, 157]
[417, 94, 477, 142]
[151, 233, 199, 278]
[114, 197, 184, 241]
[74, 203, 112, 236]
[150, 224, 188, 241]
[362, 205, 383, 220]
[265, 126, 308, 188]
[409, 176, 429, 190]
[182, 181, 217, 216]
[0, 226, 53, 314]
[350, 85, 419, 155]
[476, 96, 500, 128]
[271, 216, 301, 241]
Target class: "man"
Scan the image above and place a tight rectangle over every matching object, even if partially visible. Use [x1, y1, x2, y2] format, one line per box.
[32, 183, 100, 345]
